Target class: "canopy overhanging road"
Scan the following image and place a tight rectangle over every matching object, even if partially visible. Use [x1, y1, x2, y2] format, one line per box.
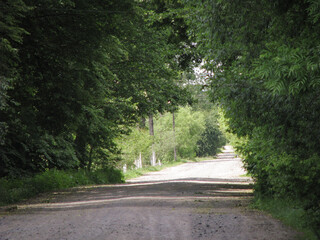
[0, 146, 298, 240]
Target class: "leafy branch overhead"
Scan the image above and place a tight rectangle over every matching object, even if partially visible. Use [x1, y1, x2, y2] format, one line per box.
[182, 0, 320, 234]
[0, 0, 193, 177]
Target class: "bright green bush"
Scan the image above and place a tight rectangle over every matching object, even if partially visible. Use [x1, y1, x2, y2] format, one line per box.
[118, 106, 226, 167]
[154, 113, 177, 162]
[28, 169, 75, 193]
[154, 107, 207, 161]
[117, 128, 152, 168]
[175, 107, 206, 158]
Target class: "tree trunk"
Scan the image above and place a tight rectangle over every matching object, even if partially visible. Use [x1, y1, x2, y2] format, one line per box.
[87, 145, 93, 172]
[74, 129, 87, 169]
[149, 114, 154, 136]
[139, 117, 146, 129]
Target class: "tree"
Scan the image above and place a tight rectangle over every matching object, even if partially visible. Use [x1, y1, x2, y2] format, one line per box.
[182, 0, 320, 233]
[196, 114, 226, 157]
[0, 0, 194, 177]
[0, 0, 28, 145]
[0, 0, 139, 176]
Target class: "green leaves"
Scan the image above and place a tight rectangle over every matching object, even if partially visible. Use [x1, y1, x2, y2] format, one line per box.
[0, 0, 194, 177]
[0, 0, 29, 124]
[254, 44, 320, 95]
[307, 0, 320, 23]
[183, 0, 320, 230]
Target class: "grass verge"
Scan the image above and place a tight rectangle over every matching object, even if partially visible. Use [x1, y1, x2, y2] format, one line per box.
[0, 167, 124, 206]
[240, 173, 251, 177]
[124, 159, 188, 180]
[252, 197, 318, 240]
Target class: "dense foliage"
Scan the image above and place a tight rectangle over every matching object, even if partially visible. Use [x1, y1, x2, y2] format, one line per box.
[0, 0, 193, 178]
[0, 167, 124, 205]
[118, 105, 225, 168]
[3, 1, 318, 235]
[183, 0, 320, 235]
[156, 106, 206, 160]
[196, 115, 226, 157]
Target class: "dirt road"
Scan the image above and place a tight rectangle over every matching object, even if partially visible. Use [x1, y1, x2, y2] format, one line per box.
[0, 146, 298, 240]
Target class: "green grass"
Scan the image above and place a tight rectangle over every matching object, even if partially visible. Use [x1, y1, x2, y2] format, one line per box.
[240, 173, 252, 177]
[124, 156, 223, 180]
[252, 197, 318, 240]
[124, 159, 188, 180]
[0, 167, 124, 206]
[0, 159, 195, 206]
[194, 156, 214, 162]
[124, 154, 233, 180]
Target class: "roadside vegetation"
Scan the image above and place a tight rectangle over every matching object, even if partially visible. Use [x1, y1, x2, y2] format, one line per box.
[252, 198, 318, 240]
[117, 105, 226, 171]
[0, 1, 200, 206]
[124, 159, 188, 180]
[0, 168, 124, 206]
[1, 1, 196, 180]
[124, 155, 224, 181]
[182, 1, 320, 238]
[1, 1, 319, 238]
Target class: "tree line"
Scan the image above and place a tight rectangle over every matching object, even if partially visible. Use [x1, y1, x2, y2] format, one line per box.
[182, 0, 320, 235]
[2, 0, 319, 234]
[0, 0, 198, 177]
[118, 104, 226, 170]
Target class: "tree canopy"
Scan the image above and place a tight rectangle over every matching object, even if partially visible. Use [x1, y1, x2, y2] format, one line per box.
[182, 0, 320, 233]
[2, 0, 319, 233]
[0, 0, 194, 177]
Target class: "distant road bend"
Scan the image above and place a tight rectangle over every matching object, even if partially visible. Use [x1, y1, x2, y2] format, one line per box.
[0, 146, 298, 240]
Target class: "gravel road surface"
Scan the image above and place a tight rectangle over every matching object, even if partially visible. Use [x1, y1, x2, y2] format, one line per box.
[0, 146, 299, 240]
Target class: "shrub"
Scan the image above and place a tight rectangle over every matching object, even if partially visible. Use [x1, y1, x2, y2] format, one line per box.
[237, 128, 320, 237]
[0, 167, 124, 206]
[196, 122, 226, 157]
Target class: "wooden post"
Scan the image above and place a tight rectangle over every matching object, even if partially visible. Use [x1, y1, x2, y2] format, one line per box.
[173, 112, 177, 161]
[149, 114, 156, 166]
[138, 152, 142, 168]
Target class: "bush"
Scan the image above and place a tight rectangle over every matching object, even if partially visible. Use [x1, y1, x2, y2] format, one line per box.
[196, 122, 226, 157]
[154, 107, 206, 161]
[237, 127, 320, 238]
[88, 167, 124, 184]
[0, 178, 29, 204]
[28, 169, 76, 193]
[117, 128, 152, 168]
[253, 197, 318, 240]
[0, 167, 124, 206]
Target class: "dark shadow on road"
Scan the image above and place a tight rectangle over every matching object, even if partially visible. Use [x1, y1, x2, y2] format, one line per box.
[11, 179, 254, 212]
